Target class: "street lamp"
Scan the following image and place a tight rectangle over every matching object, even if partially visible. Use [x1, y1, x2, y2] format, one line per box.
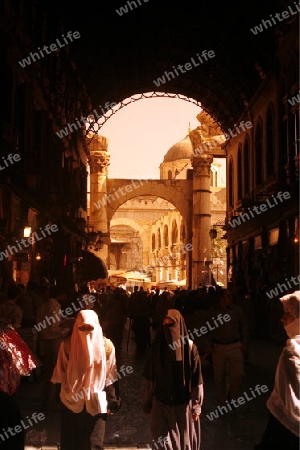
[85, 218, 105, 251]
[23, 226, 32, 237]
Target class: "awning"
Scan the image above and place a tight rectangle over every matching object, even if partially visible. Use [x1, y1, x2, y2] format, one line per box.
[122, 271, 151, 282]
[157, 279, 186, 288]
[78, 250, 108, 282]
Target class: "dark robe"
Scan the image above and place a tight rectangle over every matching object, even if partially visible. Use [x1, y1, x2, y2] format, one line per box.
[0, 391, 25, 450]
[142, 309, 203, 449]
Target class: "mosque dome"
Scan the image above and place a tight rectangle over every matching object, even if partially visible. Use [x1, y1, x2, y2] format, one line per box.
[163, 135, 193, 163]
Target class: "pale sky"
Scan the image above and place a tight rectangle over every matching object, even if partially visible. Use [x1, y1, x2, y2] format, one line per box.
[98, 95, 202, 179]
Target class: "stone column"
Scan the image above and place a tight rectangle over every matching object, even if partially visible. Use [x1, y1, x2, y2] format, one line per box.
[88, 136, 110, 266]
[191, 153, 213, 288]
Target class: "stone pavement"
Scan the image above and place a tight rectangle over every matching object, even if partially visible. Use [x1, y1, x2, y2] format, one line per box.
[17, 318, 284, 449]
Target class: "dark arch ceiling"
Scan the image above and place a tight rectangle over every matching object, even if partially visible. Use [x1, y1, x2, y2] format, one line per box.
[49, 0, 297, 131]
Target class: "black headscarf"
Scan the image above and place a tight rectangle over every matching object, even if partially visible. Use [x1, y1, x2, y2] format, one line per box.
[143, 309, 192, 405]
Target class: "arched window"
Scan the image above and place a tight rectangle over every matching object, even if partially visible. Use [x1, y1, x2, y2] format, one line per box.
[163, 224, 169, 247]
[266, 104, 275, 177]
[280, 78, 287, 184]
[157, 229, 161, 249]
[152, 233, 155, 251]
[243, 137, 250, 195]
[255, 120, 263, 186]
[168, 170, 172, 180]
[180, 221, 186, 243]
[287, 58, 299, 182]
[171, 220, 178, 246]
[237, 145, 242, 200]
[229, 157, 234, 208]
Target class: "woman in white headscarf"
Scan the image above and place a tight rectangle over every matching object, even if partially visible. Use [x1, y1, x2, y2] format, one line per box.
[51, 309, 119, 450]
[255, 290, 300, 449]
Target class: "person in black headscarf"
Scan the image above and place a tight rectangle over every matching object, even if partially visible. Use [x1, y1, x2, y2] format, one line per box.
[142, 309, 203, 449]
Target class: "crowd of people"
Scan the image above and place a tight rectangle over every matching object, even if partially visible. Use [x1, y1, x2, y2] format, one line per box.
[0, 279, 298, 449]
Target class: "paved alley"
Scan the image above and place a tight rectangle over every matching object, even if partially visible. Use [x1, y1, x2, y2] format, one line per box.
[16, 318, 284, 449]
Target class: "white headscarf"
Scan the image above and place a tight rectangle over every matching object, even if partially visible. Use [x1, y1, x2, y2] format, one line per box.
[52, 310, 107, 415]
[266, 290, 300, 436]
[280, 290, 300, 338]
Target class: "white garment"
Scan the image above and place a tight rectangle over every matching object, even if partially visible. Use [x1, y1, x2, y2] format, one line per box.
[285, 317, 300, 339]
[51, 310, 117, 416]
[267, 334, 300, 437]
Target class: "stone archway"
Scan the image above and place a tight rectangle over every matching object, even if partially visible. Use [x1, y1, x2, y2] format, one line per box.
[106, 179, 191, 224]
[88, 114, 225, 288]
[110, 217, 151, 271]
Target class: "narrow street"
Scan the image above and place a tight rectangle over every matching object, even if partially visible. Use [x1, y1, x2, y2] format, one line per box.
[17, 319, 283, 449]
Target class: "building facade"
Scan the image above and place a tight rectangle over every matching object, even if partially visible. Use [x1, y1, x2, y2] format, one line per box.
[224, 23, 299, 339]
[105, 117, 227, 288]
[0, 1, 92, 289]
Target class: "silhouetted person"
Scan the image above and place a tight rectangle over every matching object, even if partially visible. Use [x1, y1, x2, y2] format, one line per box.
[152, 290, 174, 332]
[206, 288, 249, 406]
[36, 286, 69, 409]
[128, 287, 151, 351]
[0, 285, 22, 329]
[149, 288, 159, 319]
[142, 309, 203, 449]
[106, 288, 128, 354]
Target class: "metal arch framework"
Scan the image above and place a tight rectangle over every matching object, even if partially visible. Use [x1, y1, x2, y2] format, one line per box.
[85, 91, 203, 146]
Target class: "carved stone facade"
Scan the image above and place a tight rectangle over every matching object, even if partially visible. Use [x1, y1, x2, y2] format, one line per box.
[88, 151, 110, 175]
[88, 119, 227, 288]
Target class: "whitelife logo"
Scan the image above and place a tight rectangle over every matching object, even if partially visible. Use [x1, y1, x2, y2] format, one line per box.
[0, 224, 58, 261]
[55, 101, 117, 139]
[18, 31, 81, 68]
[34, 295, 96, 332]
[169, 313, 231, 351]
[265, 275, 300, 299]
[93, 175, 157, 210]
[71, 365, 133, 402]
[0, 412, 45, 443]
[190, 120, 253, 157]
[250, 2, 300, 35]
[206, 385, 269, 421]
[288, 92, 300, 106]
[145, 243, 193, 274]
[0, 153, 21, 171]
[116, 0, 150, 16]
[146, 435, 169, 449]
[153, 50, 215, 87]
[228, 191, 291, 228]
[223, 121, 253, 140]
